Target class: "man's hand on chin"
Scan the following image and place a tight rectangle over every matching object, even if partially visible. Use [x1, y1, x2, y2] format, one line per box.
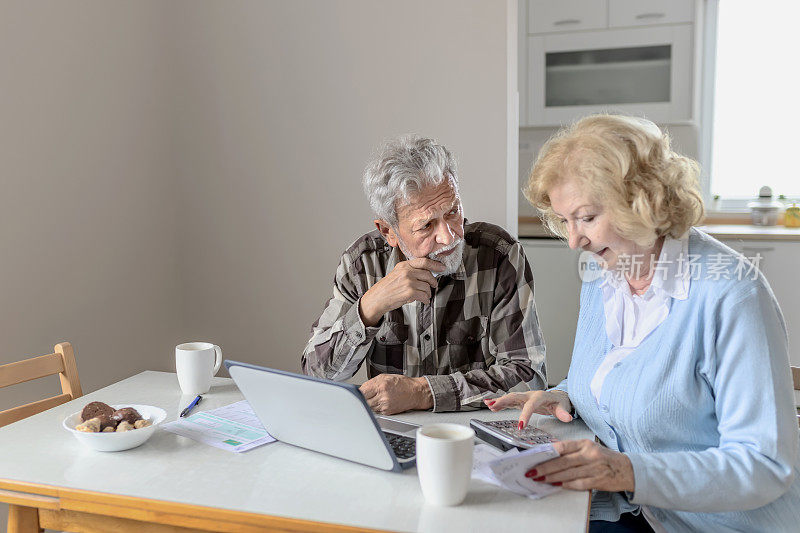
[359, 374, 434, 415]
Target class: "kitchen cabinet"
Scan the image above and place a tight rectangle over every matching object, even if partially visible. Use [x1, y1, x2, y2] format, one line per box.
[609, 0, 694, 28]
[520, 0, 701, 127]
[718, 239, 800, 366]
[521, 239, 581, 385]
[528, 0, 608, 34]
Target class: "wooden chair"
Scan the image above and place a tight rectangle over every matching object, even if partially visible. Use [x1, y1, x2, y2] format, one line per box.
[1, 342, 82, 533]
[0, 342, 82, 428]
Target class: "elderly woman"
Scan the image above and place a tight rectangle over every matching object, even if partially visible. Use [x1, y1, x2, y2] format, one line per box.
[487, 115, 800, 532]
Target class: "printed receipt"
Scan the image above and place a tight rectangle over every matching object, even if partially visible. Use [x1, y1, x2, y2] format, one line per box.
[162, 400, 276, 452]
[472, 443, 561, 499]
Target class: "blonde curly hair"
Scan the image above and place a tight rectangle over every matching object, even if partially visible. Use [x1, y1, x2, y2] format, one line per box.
[524, 114, 705, 247]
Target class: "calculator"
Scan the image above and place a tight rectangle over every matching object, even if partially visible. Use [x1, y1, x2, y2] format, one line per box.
[469, 419, 557, 451]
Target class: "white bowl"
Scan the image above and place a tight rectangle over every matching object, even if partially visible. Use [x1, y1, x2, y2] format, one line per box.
[63, 404, 167, 452]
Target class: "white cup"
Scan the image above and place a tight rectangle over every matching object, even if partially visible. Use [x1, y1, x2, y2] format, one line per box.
[175, 342, 222, 396]
[416, 423, 475, 506]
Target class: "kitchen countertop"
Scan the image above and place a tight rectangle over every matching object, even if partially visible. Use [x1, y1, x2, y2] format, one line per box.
[518, 220, 800, 242]
[696, 225, 800, 241]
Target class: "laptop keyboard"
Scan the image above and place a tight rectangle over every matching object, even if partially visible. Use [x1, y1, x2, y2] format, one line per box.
[383, 432, 416, 460]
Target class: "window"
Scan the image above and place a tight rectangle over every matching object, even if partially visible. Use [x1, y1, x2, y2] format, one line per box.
[709, 0, 800, 205]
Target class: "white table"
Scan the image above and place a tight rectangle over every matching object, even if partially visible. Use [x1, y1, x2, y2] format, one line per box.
[0, 371, 594, 532]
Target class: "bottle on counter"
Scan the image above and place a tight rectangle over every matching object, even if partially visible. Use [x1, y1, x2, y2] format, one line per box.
[785, 202, 800, 228]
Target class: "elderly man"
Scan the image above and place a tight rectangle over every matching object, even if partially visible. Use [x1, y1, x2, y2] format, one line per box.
[301, 135, 546, 414]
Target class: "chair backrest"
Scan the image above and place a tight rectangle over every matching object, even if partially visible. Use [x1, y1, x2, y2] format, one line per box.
[0, 342, 82, 427]
[791, 366, 800, 427]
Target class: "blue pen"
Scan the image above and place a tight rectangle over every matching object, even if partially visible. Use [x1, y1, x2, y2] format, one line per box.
[180, 395, 203, 417]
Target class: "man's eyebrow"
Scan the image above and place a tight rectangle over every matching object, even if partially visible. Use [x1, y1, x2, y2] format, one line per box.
[412, 215, 432, 229]
[413, 200, 461, 228]
[440, 198, 460, 216]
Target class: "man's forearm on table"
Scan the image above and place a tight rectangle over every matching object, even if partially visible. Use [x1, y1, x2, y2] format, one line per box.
[420, 357, 541, 413]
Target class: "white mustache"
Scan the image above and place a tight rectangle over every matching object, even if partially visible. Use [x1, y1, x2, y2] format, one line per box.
[429, 238, 463, 259]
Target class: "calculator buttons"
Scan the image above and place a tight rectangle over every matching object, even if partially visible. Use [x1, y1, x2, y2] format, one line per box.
[471, 419, 557, 450]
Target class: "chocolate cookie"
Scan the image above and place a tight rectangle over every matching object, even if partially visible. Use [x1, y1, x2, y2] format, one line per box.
[111, 407, 142, 425]
[96, 413, 117, 431]
[81, 401, 114, 422]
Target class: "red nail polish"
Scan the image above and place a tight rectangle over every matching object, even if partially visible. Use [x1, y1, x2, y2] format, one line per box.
[551, 482, 562, 486]
[533, 476, 545, 482]
[527, 469, 537, 477]
[518, 421, 524, 430]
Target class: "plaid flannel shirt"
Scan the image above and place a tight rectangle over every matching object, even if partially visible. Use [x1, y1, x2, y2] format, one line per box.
[301, 221, 547, 412]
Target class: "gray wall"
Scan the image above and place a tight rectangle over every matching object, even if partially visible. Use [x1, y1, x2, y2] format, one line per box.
[0, 2, 180, 417]
[1, 1, 516, 525]
[169, 0, 517, 374]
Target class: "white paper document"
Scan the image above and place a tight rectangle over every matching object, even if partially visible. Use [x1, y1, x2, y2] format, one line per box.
[162, 400, 276, 452]
[472, 443, 561, 499]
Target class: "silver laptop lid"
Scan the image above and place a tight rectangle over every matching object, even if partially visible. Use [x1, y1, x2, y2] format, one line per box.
[225, 361, 400, 471]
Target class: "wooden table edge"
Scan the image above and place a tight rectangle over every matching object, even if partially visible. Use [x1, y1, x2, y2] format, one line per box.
[0, 478, 392, 532]
[586, 489, 592, 532]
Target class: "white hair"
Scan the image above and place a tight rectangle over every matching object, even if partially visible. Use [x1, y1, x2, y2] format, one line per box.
[362, 135, 459, 226]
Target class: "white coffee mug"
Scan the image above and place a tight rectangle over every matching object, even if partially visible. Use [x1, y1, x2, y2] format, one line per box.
[175, 342, 222, 396]
[416, 423, 475, 506]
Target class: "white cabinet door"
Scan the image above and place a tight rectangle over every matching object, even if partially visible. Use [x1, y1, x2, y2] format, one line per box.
[529, 0, 608, 34]
[609, 0, 694, 28]
[719, 239, 800, 366]
[522, 239, 581, 385]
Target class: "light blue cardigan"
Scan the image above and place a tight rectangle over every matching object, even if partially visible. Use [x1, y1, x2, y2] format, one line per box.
[556, 229, 800, 531]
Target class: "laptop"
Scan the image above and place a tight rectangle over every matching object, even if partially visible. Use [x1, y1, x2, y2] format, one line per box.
[224, 360, 419, 471]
